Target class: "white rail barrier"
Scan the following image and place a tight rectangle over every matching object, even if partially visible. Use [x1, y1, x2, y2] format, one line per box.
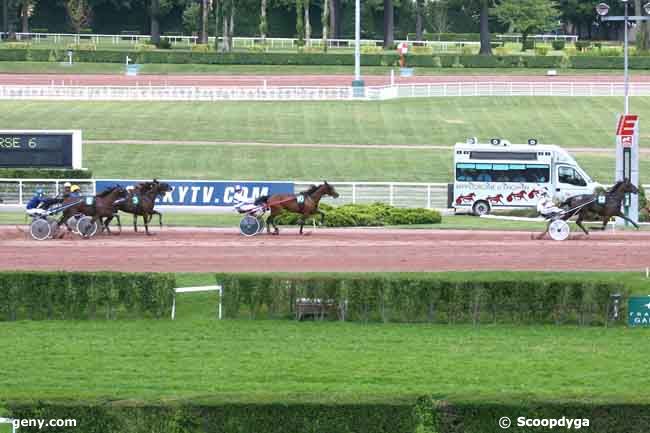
[2, 179, 647, 211]
[6, 32, 482, 51]
[0, 179, 449, 209]
[1, 82, 649, 101]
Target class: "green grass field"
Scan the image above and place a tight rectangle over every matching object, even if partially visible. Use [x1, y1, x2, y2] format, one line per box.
[1, 61, 648, 76]
[1, 97, 645, 147]
[82, 143, 644, 183]
[1, 272, 650, 405]
[2, 97, 648, 183]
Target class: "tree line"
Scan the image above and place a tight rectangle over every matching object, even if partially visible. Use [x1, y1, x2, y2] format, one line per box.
[3, 0, 648, 53]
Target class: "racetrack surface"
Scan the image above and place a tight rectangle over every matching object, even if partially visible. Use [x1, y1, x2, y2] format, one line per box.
[0, 73, 643, 87]
[1, 226, 647, 272]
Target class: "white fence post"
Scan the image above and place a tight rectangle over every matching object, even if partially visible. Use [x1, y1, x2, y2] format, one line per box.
[389, 184, 394, 206]
[352, 184, 357, 204]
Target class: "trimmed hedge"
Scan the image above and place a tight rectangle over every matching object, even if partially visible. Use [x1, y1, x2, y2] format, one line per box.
[217, 274, 626, 325]
[0, 271, 175, 321]
[0, 168, 92, 179]
[6, 399, 650, 433]
[274, 203, 442, 227]
[407, 32, 480, 41]
[1, 47, 648, 69]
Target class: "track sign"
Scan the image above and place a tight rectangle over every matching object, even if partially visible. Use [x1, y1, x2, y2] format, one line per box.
[0, 130, 82, 169]
[596, 2, 610, 16]
[616, 114, 639, 148]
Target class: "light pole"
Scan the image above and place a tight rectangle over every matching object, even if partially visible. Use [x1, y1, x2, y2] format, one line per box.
[352, 0, 364, 96]
[596, 1, 650, 224]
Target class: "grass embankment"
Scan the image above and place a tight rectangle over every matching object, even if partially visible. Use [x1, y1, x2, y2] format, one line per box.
[0, 270, 649, 405]
[0, 97, 646, 182]
[2, 61, 649, 76]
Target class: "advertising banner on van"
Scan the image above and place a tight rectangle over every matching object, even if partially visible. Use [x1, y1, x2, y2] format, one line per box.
[95, 180, 294, 207]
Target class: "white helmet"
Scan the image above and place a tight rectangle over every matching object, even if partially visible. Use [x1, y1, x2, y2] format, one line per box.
[63, 182, 72, 188]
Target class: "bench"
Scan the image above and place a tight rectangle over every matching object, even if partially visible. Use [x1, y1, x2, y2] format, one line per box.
[295, 298, 346, 321]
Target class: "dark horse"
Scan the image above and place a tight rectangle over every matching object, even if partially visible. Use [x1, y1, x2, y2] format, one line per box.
[59, 185, 128, 236]
[559, 179, 639, 235]
[104, 179, 172, 235]
[256, 182, 339, 235]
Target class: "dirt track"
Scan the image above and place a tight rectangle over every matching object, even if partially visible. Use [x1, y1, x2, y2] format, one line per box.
[0, 73, 641, 87]
[1, 226, 647, 272]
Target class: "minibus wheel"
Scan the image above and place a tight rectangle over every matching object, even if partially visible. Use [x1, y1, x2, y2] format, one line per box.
[472, 201, 490, 216]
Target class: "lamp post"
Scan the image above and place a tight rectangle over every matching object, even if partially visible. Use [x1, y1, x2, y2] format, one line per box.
[352, 0, 364, 96]
[596, 1, 650, 225]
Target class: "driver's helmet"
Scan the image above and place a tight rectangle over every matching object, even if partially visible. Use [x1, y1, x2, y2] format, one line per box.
[63, 182, 72, 189]
[70, 185, 80, 192]
[35, 188, 44, 197]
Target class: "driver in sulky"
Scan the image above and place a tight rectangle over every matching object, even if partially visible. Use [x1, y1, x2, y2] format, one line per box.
[536, 188, 563, 219]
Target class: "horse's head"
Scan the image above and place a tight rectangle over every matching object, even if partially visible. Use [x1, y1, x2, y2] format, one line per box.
[623, 178, 639, 194]
[323, 181, 339, 199]
[157, 182, 173, 194]
[113, 184, 129, 199]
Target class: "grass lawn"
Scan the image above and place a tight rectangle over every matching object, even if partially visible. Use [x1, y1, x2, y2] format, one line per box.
[0, 313, 649, 404]
[0, 97, 646, 148]
[1, 61, 649, 76]
[82, 143, 644, 184]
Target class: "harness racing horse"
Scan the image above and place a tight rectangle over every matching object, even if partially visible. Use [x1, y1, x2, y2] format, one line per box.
[105, 179, 172, 235]
[59, 185, 128, 236]
[257, 182, 339, 235]
[559, 179, 639, 235]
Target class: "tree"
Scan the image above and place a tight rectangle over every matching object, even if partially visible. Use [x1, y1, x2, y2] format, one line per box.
[492, 0, 559, 49]
[18, 0, 36, 33]
[447, 0, 493, 55]
[65, 0, 92, 33]
[200, 0, 209, 43]
[304, 0, 310, 43]
[321, 0, 329, 51]
[635, 0, 650, 51]
[296, 0, 304, 45]
[383, 0, 393, 48]
[150, 0, 161, 44]
[414, 0, 423, 40]
[259, 0, 267, 40]
[213, 0, 220, 49]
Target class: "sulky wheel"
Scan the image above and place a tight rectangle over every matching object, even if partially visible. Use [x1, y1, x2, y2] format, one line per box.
[548, 219, 570, 241]
[76, 216, 98, 238]
[257, 216, 266, 234]
[30, 218, 52, 241]
[240, 215, 261, 237]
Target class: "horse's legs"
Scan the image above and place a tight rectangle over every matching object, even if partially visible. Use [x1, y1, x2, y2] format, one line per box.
[266, 212, 279, 235]
[616, 211, 640, 229]
[133, 215, 138, 232]
[298, 218, 305, 235]
[144, 213, 151, 236]
[316, 209, 326, 225]
[575, 211, 589, 235]
[152, 210, 163, 229]
[536, 223, 550, 240]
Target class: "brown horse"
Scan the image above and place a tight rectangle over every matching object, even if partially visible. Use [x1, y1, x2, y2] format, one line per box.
[104, 179, 172, 235]
[59, 185, 128, 236]
[559, 179, 639, 235]
[257, 182, 339, 235]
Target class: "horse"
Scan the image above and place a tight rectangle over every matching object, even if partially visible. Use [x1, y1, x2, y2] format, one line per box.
[105, 179, 172, 235]
[59, 185, 128, 236]
[559, 179, 639, 235]
[487, 194, 504, 205]
[256, 182, 339, 235]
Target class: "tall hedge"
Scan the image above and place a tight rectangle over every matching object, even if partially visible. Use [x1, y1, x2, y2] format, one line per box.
[6, 399, 650, 433]
[0, 271, 175, 321]
[0, 168, 92, 179]
[2, 48, 650, 69]
[217, 274, 625, 326]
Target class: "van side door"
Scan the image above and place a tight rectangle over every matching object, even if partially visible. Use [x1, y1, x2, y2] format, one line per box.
[555, 165, 588, 201]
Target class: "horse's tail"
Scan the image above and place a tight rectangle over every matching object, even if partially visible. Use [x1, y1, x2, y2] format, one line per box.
[254, 195, 269, 206]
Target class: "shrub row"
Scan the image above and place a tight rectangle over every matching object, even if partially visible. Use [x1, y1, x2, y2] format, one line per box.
[407, 32, 480, 41]
[0, 168, 92, 179]
[0, 272, 175, 321]
[6, 399, 649, 433]
[4, 48, 650, 69]
[217, 274, 626, 325]
[275, 203, 442, 227]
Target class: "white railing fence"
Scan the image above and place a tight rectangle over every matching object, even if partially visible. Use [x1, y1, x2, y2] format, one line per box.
[3, 179, 648, 211]
[0, 179, 449, 209]
[6, 32, 484, 51]
[1, 82, 649, 102]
